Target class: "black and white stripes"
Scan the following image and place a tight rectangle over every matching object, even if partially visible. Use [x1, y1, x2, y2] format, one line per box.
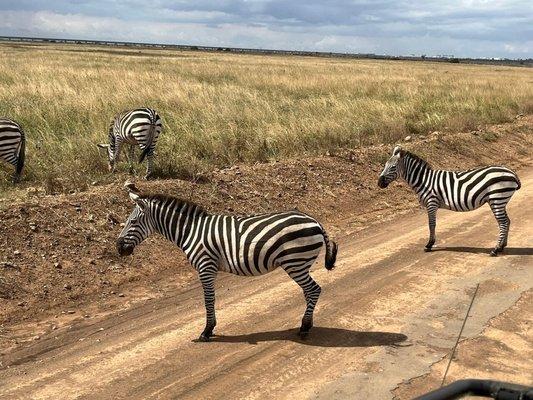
[0, 118, 25, 183]
[98, 108, 162, 179]
[117, 182, 337, 340]
[378, 145, 521, 256]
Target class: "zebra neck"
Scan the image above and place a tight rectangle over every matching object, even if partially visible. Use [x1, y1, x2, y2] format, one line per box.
[153, 203, 208, 251]
[402, 157, 433, 194]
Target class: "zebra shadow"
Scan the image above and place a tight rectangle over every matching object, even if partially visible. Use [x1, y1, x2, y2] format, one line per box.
[208, 327, 408, 348]
[431, 247, 533, 256]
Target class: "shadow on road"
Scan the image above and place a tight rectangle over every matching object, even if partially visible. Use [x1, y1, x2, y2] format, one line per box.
[207, 327, 408, 347]
[431, 247, 533, 255]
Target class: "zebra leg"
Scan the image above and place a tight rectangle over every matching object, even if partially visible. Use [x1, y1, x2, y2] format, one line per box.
[111, 140, 123, 173]
[502, 217, 510, 249]
[127, 145, 135, 174]
[198, 267, 218, 342]
[284, 264, 321, 338]
[424, 202, 438, 251]
[144, 149, 154, 180]
[489, 201, 510, 256]
[11, 170, 20, 184]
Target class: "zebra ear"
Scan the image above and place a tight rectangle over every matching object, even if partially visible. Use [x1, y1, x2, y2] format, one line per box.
[124, 180, 140, 194]
[128, 191, 149, 211]
[129, 191, 141, 202]
[97, 143, 110, 149]
[392, 145, 402, 155]
[125, 181, 147, 208]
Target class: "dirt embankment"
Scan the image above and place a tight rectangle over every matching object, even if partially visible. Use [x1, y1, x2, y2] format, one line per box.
[1, 115, 532, 352]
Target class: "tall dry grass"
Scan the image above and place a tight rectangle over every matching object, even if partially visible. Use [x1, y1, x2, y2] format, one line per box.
[0, 43, 532, 191]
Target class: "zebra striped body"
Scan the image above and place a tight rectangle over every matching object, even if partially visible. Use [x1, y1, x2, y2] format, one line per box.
[0, 118, 25, 183]
[98, 108, 162, 179]
[378, 146, 520, 256]
[117, 183, 337, 340]
[172, 211, 326, 276]
[410, 166, 520, 212]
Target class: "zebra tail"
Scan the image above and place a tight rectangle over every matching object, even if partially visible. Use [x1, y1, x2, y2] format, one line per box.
[515, 174, 521, 191]
[322, 227, 338, 270]
[15, 134, 26, 176]
[139, 122, 156, 163]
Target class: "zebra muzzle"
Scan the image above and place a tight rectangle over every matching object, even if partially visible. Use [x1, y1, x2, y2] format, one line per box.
[116, 238, 134, 256]
[378, 176, 389, 188]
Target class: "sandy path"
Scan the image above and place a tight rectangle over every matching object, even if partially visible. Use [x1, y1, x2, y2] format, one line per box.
[1, 168, 532, 400]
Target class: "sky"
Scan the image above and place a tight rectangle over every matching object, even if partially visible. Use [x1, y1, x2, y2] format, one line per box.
[0, 1, 531, 58]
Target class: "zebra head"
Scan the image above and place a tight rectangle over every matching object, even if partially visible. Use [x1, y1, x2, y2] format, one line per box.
[97, 144, 114, 171]
[117, 182, 155, 257]
[378, 145, 405, 188]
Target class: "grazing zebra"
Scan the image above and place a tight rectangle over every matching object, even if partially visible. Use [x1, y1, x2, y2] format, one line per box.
[378, 146, 521, 256]
[97, 108, 162, 179]
[117, 182, 338, 341]
[0, 118, 25, 183]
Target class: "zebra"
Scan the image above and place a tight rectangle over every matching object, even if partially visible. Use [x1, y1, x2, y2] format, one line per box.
[0, 118, 25, 183]
[117, 182, 338, 341]
[378, 145, 521, 256]
[97, 108, 162, 179]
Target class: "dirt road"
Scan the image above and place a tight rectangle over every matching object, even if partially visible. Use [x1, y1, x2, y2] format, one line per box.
[1, 167, 532, 400]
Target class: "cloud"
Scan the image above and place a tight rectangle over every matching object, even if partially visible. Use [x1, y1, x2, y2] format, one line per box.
[0, 1, 531, 58]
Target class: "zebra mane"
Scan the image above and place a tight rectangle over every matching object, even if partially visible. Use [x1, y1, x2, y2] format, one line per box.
[141, 193, 208, 214]
[404, 151, 432, 170]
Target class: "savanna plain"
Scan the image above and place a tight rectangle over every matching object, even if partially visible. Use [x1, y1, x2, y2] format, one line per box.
[0, 43, 532, 399]
[0, 42, 532, 189]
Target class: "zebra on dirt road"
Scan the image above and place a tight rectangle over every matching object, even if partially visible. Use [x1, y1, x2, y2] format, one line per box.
[378, 145, 521, 256]
[116, 182, 338, 341]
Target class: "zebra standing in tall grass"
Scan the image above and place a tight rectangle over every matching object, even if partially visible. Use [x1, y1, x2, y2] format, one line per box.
[378, 145, 521, 256]
[0, 118, 25, 183]
[117, 182, 338, 341]
[97, 108, 162, 179]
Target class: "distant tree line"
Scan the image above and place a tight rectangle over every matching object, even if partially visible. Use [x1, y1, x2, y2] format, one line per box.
[1, 36, 531, 67]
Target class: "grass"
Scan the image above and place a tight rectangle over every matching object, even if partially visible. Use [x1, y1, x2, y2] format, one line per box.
[0, 42, 532, 191]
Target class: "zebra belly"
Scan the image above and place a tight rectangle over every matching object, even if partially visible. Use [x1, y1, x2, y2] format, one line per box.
[122, 136, 138, 145]
[227, 258, 281, 276]
[440, 202, 477, 212]
[438, 193, 485, 211]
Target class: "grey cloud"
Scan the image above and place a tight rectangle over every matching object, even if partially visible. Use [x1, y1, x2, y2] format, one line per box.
[0, 0, 531, 57]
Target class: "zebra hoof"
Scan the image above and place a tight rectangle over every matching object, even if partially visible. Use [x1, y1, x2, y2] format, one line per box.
[490, 250, 498, 257]
[198, 334, 211, 342]
[144, 174, 153, 180]
[298, 330, 309, 340]
[424, 247, 432, 252]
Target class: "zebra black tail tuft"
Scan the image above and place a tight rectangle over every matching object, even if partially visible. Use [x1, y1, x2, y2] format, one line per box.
[322, 228, 338, 270]
[15, 135, 25, 177]
[326, 241, 338, 270]
[515, 175, 521, 191]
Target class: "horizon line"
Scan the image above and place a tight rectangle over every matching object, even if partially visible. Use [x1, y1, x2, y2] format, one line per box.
[1, 35, 532, 65]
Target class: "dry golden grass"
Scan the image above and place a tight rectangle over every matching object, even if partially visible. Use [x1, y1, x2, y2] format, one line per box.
[0, 42, 532, 190]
